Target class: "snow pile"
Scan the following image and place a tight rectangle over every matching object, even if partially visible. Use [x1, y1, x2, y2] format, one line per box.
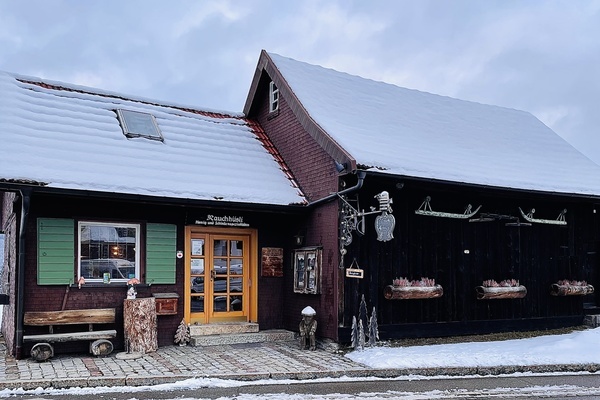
[346, 327, 600, 368]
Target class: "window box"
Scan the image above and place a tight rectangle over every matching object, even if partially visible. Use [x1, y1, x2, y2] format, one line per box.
[550, 280, 594, 296]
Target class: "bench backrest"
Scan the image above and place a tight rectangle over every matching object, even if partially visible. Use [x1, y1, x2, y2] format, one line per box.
[24, 308, 116, 326]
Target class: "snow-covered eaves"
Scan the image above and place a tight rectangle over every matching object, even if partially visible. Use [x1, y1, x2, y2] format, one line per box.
[266, 52, 600, 197]
[0, 71, 306, 206]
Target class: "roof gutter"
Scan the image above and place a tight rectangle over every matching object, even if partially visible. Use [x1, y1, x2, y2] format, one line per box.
[308, 170, 366, 207]
[15, 188, 31, 359]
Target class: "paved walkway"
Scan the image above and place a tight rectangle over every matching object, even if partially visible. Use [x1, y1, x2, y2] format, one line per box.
[2, 336, 600, 390]
[0, 338, 371, 390]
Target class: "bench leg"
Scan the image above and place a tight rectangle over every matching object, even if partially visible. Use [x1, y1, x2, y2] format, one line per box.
[31, 343, 54, 362]
[90, 339, 114, 356]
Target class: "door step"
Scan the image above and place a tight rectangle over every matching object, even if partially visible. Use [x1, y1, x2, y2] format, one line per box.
[189, 322, 260, 336]
[190, 328, 296, 347]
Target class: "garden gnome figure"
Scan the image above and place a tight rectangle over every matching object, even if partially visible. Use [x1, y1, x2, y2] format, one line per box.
[299, 306, 317, 350]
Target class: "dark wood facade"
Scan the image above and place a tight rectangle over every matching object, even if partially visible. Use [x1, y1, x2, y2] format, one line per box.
[1, 189, 302, 358]
[339, 174, 599, 341]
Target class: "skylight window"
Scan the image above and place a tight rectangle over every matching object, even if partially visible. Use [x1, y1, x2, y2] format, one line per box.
[116, 109, 164, 142]
[269, 81, 279, 113]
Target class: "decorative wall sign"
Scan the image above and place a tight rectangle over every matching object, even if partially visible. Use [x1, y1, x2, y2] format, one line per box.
[194, 215, 250, 227]
[375, 213, 395, 242]
[293, 247, 322, 294]
[345, 259, 364, 279]
[519, 207, 567, 226]
[261, 247, 284, 277]
[415, 196, 481, 219]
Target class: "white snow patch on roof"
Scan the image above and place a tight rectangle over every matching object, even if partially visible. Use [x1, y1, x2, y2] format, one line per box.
[0, 72, 304, 205]
[269, 52, 600, 196]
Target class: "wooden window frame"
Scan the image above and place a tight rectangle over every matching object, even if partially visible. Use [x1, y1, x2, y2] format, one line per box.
[269, 81, 279, 113]
[293, 247, 322, 294]
[77, 221, 141, 283]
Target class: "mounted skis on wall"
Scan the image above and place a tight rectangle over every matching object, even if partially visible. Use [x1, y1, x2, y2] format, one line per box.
[415, 196, 481, 219]
[519, 207, 567, 225]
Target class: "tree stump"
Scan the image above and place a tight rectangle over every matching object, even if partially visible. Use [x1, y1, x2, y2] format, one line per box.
[124, 298, 158, 353]
[31, 342, 54, 362]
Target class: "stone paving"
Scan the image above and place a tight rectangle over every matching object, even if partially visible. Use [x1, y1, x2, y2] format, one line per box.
[2, 335, 600, 390]
[0, 338, 371, 390]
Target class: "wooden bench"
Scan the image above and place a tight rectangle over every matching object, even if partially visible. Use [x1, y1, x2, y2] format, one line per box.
[23, 308, 117, 361]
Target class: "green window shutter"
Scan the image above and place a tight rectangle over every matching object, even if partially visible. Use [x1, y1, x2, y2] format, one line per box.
[37, 218, 74, 285]
[146, 223, 176, 284]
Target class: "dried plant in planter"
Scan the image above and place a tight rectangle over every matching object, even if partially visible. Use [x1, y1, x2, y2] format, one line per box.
[482, 279, 520, 288]
[477, 279, 526, 300]
[392, 277, 437, 287]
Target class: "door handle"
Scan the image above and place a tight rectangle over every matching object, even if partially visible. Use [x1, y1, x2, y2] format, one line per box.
[210, 269, 216, 281]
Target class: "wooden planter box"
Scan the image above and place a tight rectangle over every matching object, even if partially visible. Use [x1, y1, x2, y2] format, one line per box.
[384, 285, 443, 300]
[476, 285, 527, 300]
[550, 284, 594, 296]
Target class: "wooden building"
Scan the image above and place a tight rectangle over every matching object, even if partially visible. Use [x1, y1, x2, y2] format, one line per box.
[0, 71, 306, 358]
[243, 51, 600, 342]
[2, 51, 600, 359]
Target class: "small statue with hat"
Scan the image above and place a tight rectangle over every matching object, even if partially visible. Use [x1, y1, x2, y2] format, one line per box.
[299, 306, 317, 350]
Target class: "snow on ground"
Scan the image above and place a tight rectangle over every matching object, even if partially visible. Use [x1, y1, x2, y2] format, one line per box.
[1, 328, 599, 398]
[346, 327, 600, 368]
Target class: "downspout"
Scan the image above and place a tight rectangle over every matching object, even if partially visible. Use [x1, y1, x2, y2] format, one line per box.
[308, 170, 366, 207]
[15, 188, 31, 359]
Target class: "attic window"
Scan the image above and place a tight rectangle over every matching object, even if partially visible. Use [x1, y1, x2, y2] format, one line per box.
[116, 109, 164, 142]
[269, 81, 279, 113]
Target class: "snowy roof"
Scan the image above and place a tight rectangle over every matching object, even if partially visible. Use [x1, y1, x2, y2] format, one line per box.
[265, 52, 600, 197]
[0, 71, 305, 205]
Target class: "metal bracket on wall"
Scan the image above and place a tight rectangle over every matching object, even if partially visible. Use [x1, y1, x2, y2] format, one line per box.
[519, 207, 567, 225]
[339, 191, 395, 268]
[415, 196, 482, 219]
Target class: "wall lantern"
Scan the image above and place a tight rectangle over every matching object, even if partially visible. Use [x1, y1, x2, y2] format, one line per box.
[294, 233, 305, 246]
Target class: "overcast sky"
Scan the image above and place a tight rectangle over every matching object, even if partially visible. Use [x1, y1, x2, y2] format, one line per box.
[1, 1, 599, 164]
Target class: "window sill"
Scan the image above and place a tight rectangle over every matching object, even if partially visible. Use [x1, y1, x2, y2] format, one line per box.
[267, 109, 279, 120]
[70, 283, 152, 289]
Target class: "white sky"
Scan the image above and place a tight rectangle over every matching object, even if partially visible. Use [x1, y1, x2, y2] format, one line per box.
[1, 1, 599, 164]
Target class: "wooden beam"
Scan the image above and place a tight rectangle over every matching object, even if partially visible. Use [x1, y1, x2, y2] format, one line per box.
[24, 308, 115, 326]
[23, 329, 117, 343]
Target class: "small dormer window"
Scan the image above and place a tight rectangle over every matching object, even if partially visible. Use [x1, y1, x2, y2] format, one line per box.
[269, 81, 279, 113]
[116, 109, 164, 142]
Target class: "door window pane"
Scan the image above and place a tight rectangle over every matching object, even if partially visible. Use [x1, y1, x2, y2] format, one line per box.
[191, 296, 204, 312]
[230, 240, 243, 256]
[230, 259, 243, 275]
[231, 295, 243, 311]
[214, 240, 227, 256]
[191, 277, 204, 294]
[214, 277, 227, 293]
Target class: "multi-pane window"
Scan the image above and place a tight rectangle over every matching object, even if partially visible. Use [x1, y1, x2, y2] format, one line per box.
[269, 81, 279, 113]
[78, 221, 140, 282]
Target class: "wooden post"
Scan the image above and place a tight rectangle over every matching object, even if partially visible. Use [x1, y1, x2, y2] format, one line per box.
[123, 298, 158, 353]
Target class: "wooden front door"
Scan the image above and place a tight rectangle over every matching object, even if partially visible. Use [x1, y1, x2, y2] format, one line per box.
[185, 226, 257, 324]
